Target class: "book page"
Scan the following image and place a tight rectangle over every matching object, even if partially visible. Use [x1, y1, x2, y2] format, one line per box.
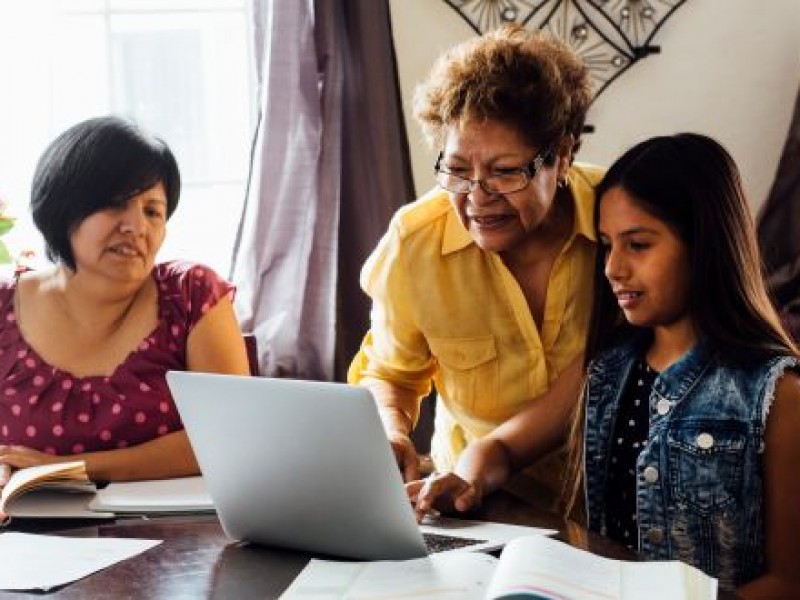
[281, 553, 497, 600]
[488, 536, 718, 600]
[487, 535, 622, 599]
[621, 561, 717, 600]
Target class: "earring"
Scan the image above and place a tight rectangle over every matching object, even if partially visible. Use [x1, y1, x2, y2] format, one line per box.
[557, 177, 568, 189]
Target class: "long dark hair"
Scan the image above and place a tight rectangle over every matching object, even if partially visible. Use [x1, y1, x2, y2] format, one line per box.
[563, 133, 797, 516]
[587, 132, 794, 363]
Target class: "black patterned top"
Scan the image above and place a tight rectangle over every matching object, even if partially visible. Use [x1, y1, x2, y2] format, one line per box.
[603, 357, 658, 550]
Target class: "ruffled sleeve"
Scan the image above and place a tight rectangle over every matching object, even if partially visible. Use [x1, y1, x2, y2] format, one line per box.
[155, 260, 236, 333]
[0, 277, 21, 377]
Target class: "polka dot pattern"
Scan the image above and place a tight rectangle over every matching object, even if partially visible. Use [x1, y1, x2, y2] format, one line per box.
[604, 357, 658, 551]
[0, 261, 235, 456]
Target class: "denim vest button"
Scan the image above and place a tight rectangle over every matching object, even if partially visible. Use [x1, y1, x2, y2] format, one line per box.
[656, 399, 671, 415]
[696, 433, 714, 449]
[643, 465, 659, 483]
[647, 527, 665, 544]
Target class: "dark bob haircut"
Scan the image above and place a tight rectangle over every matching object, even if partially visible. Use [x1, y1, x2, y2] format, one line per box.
[31, 116, 180, 270]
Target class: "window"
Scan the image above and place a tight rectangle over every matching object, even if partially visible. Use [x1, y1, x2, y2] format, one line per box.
[0, 0, 254, 276]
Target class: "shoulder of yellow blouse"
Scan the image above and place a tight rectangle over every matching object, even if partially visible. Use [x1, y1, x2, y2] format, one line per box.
[390, 187, 452, 241]
[570, 162, 606, 188]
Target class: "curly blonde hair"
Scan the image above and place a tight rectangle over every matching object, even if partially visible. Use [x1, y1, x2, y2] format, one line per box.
[413, 25, 592, 157]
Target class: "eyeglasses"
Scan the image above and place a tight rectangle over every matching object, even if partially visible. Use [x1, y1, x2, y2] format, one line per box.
[434, 148, 552, 195]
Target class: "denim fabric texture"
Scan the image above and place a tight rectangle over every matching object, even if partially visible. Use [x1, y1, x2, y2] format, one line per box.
[583, 332, 799, 591]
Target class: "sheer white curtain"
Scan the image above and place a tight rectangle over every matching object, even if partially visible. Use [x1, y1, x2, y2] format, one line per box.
[231, 0, 343, 379]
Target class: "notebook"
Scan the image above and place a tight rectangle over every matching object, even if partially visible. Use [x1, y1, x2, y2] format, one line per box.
[166, 371, 554, 560]
[88, 476, 215, 514]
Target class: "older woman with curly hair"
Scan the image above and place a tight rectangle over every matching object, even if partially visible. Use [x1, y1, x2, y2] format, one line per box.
[349, 26, 602, 509]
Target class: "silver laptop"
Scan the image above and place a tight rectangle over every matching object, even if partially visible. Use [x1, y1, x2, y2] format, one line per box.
[167, 371, 553, 560]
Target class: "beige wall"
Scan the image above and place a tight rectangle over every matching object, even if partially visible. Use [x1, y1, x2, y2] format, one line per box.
[389, 0, 800, 210]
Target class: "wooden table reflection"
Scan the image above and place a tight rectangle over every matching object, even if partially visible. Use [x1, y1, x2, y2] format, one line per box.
[3, 491, 731, 599]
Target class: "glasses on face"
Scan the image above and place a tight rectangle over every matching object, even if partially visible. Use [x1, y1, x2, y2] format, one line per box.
[434, 148, 552, 195]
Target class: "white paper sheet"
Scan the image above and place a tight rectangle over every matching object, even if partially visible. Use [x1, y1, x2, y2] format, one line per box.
[0, 532, 162, 591]
[280, 553, 497, 600]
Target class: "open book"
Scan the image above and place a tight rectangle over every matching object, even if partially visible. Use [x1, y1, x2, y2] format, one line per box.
[0, 461, 110, 519]
[1, 462, 213, 519]
[281, 534, 718, 600]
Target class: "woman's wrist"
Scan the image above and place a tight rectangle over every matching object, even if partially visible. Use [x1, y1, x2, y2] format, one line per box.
[453, 437, 505, 499]
[380, 406, 415, 437]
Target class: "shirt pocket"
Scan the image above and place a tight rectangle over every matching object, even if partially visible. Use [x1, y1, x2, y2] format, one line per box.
[666, 421, 748, 514]
[428, 335, 498, 415]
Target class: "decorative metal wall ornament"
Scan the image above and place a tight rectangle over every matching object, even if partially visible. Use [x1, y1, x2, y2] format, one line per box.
[442, 0, 688, 100]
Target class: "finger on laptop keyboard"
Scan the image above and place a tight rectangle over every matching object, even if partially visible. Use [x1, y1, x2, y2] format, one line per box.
[419, 508, 441, 524]
[413, 471, 467, 518]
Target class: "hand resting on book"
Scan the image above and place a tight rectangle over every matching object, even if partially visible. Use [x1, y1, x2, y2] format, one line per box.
[0, 445, 60, 490]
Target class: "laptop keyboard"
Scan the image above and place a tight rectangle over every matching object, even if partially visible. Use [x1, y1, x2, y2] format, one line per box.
[422, 531, 487, 553]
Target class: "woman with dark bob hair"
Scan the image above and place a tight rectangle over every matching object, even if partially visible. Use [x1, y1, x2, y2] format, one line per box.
[412, 133, 800, 596]
[0, 116, 249, 490]
[348, 25, 603, 508]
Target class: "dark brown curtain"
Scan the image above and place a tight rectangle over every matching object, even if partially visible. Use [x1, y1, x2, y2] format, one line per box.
[757, 85, 800, 340]
[323, 0, 416, 381]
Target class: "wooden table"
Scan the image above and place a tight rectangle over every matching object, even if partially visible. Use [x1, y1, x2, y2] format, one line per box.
[3, 491, 730, 599]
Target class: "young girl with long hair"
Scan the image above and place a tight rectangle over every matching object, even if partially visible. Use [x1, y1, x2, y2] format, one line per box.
[410, 134, 800, 596]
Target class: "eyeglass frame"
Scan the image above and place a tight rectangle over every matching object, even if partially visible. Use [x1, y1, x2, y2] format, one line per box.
[433, 147, 554, 195]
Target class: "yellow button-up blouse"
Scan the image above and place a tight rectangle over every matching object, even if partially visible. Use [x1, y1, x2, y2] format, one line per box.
[349, 163, 604, 476]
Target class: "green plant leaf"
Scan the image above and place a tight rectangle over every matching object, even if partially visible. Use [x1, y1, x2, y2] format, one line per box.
[0, 240, 12, 264]
[0, 218, 15, 236]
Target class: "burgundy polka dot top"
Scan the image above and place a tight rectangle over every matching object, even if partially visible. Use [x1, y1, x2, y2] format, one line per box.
[0, 261, 234, 456]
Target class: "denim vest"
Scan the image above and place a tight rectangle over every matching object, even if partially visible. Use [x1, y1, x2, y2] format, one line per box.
[583, 334, 798, 591]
